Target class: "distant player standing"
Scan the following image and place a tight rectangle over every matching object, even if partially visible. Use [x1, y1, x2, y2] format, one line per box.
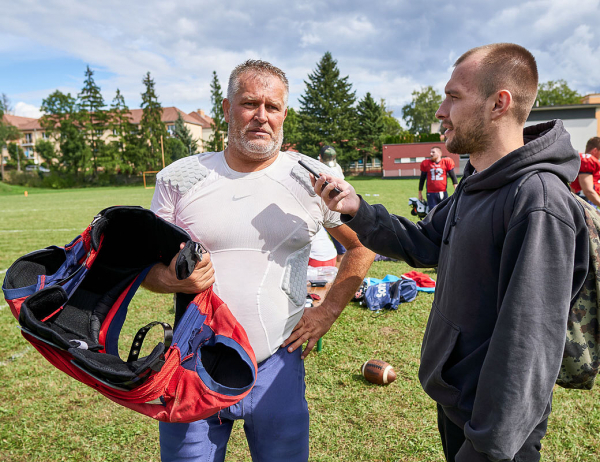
[418, 146, 458, 209]
[570, 137, 600, 207]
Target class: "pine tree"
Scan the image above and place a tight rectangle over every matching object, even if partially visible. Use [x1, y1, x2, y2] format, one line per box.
[401, 86, 442, 135]
[207, 71, 227, 152]
[108, 88, 139, 171]
[173, 112, 198, 155]
[356, 92, 384, 173]
[298, 52, 357, 161]
[78, 65, 107, 173]
[140, 72, 168, 170]
[166, 137, 188, 163]
[40, 90, 89, 175]
[282, 107, 300, 151]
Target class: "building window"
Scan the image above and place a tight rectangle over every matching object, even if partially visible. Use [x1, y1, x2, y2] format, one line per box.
[24, 148, 34, 159]
[113, 129, 118, 136]
[96, 129, 104, 136]
[42, 132, 49, 140]
[25, 133, 33, 143]
[167, 125, 176, 135]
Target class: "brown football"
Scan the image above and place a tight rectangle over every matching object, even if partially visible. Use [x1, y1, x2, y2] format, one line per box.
[361, 359, 397, 385]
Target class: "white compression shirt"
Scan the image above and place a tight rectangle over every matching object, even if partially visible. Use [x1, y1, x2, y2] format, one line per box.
[150, 151, 342, 363]
[309, 163, 343, 262]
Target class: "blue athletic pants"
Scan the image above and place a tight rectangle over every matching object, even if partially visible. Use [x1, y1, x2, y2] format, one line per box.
[159, 347, 309, 462]
[427, 191, 449, 210]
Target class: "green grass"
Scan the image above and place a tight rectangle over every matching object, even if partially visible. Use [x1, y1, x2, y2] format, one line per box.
[0, 179, 598, 461]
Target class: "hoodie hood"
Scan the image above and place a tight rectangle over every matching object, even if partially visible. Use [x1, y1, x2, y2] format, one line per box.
[461, 120, 579, 193]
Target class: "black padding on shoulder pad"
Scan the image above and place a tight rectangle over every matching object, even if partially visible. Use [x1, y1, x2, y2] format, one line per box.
[175, 240, 202, 280]
[19, 286, 72, 350]
[90, 216, 108, 251]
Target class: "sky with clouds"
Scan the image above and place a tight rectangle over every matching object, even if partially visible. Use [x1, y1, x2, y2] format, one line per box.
[1, 0, 599, 122]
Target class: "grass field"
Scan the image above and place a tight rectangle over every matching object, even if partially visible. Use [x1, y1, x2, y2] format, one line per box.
[1, 178, 599, 461]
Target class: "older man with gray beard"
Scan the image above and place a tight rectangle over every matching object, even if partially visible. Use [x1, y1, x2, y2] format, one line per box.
[143, 60, 374, 462]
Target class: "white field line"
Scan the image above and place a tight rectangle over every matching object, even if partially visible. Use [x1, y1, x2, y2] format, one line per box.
[0, 269, 6, 274]
[0, 228, 81, 233]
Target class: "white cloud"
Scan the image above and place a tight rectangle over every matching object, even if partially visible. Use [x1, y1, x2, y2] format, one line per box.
[14, 102, 43, 118]
[1, 0, 600, 119]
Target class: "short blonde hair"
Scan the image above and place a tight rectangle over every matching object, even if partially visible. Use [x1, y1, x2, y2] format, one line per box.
[455, 43, 538, 124]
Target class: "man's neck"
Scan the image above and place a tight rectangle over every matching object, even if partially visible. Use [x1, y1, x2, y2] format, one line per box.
[469, 126, 524, 172]
[224, 146, 280, 173]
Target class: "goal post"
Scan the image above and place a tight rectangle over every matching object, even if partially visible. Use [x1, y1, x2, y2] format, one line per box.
[143, 171, 159, 189]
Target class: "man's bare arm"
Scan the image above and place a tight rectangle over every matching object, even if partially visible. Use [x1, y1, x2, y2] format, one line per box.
[282, 224, 375, 359]
[142, 243, 215, 294]
[578, 173, 600, 208]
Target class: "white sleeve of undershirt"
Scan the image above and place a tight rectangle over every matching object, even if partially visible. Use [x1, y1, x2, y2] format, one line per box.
[150, 181, 179, 224]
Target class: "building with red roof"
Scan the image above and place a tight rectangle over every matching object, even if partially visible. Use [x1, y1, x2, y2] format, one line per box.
[1, 107, 217, 168]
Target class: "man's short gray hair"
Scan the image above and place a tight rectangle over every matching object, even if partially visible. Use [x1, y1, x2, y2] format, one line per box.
[227, 60, 289, 107]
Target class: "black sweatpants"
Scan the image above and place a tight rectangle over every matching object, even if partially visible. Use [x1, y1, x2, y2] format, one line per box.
[437, 405, 547, 462]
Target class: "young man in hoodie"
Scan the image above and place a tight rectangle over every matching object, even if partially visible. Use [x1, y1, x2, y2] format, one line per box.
[311, 43, 589, 461]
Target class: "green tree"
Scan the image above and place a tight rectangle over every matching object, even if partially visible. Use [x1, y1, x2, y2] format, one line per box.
[401, 86, 442, 135]
[1, 93, 13, 115]
[108, 88, 139, 171]
[165, 137, 189, 164]
[0, 104, 21, 180]
[536, 79, 581, 106]
[34, 139, 56, 168]
[380, 99, 405, 141]
[298, 52, 357, 162]
[356, 92, 384, 173]
[173, 112, 198, 155]
[282, 107, 300, 151]
[139, 72, 168, 171]
[6, 142, 25, 170]
[40, 90, 89, 175]
[207, 71, 227, 152]
[78, 65, 107, 173]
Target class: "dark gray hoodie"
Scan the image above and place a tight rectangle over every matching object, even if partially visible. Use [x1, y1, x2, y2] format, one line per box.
[343, 120, 589, 461]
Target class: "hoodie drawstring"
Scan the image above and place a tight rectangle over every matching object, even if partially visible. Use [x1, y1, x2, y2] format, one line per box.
[443, 179, 466, 245]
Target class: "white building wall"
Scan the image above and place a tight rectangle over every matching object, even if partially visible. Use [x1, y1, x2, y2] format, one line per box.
[525, 118, 597, 153]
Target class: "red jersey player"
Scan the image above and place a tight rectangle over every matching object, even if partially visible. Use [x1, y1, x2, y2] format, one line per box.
[570, 137, 600, 208]
[418, 146, 458, 209]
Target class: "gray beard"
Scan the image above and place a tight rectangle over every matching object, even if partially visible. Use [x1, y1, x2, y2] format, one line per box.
[227, 114, 284, 160]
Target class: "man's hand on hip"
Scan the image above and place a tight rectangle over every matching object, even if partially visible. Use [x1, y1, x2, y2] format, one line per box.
[282, 303, 337, 360]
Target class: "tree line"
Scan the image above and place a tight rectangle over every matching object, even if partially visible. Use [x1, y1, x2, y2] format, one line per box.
[0, 54, 586, 179]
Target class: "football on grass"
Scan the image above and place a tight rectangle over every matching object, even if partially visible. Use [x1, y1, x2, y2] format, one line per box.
[361, 359, 397, 385]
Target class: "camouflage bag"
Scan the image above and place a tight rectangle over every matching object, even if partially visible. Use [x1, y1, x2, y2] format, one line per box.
[557, 194, 600, 390]
[493, 174, 600, 390]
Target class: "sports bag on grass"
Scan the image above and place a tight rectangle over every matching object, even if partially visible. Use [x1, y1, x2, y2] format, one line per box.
[364, 279, 417, 311]
[2, 206, 257, 422]
[492, 173, 600, 390]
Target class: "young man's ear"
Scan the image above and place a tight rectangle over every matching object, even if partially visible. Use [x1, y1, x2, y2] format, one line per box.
[490, 90, 512, 121]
